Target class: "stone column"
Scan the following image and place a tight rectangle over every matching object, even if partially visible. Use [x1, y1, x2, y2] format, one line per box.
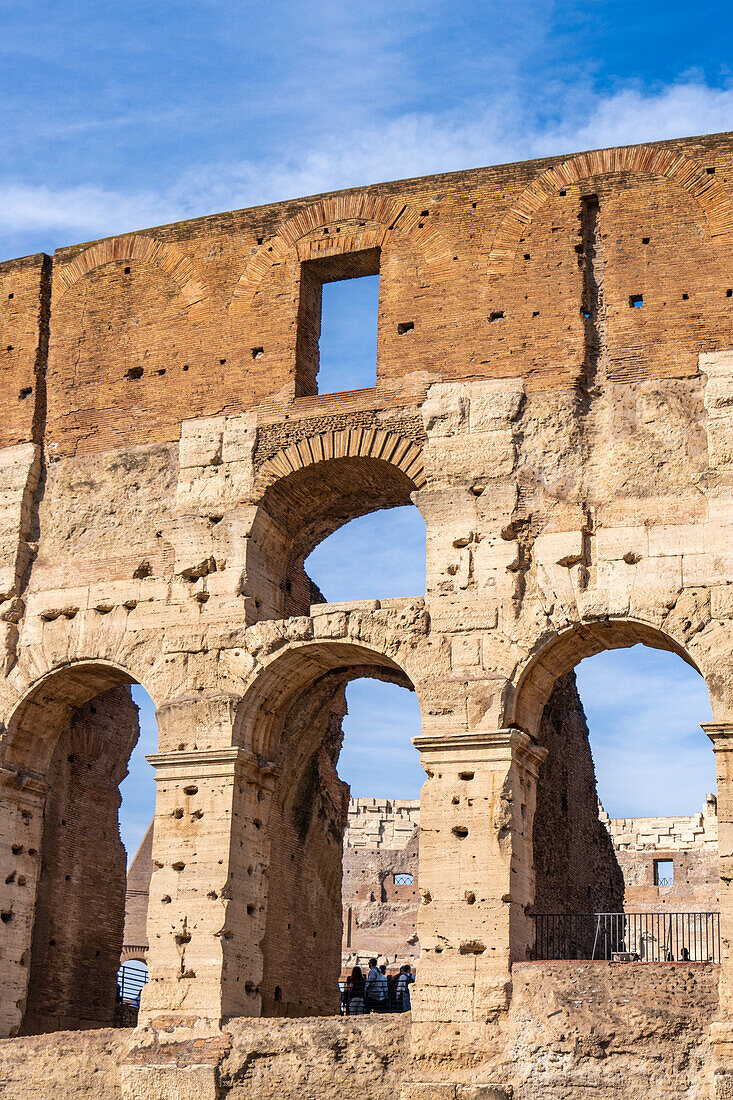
[140, 701, 278, 1033]
[410, 729, 546, 1053]
[0, 766, 48, 1038]
[703, 722, 733, 1093]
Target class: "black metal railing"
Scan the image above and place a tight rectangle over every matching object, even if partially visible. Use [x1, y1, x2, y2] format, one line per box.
[117, 962, 149, 1006]
[532, 912, 720, 963]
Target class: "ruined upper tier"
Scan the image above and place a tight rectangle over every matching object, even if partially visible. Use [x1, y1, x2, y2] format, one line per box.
[3, 131, 733, 458]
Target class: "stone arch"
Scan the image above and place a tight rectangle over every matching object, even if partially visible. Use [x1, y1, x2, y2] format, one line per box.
[506, 618, 718, 962]
[1, 658, 154, 775]
[230, 192, 454, 308]
[507, 617, 708, 738]
[250, 429, 426, 618]
[235, 636, 414, 762]
[0, 659, 159, 1036]
[54, 234, 208, 306]
[234, 632, 420, 1016]
[487, 145, 733, 277]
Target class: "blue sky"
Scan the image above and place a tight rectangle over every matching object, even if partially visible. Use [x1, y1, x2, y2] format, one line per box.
[2, 1, 733, 260]
[2, 2, 727, 856]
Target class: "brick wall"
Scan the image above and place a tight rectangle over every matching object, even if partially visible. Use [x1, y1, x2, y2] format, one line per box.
[22, 687, 139, 1033]
[532, 672, 625, 915]
[3, 134, 732, 462]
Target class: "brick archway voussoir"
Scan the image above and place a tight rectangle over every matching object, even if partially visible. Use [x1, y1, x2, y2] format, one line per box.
[254, 428, 426, 495]
[55, 234, 208, 306]
[487, 145, 733, 277]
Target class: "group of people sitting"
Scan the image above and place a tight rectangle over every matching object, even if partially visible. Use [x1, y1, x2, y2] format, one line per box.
[341, 958, 415, 1015]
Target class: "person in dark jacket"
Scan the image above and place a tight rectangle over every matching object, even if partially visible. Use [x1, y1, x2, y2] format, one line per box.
[364, 958, 389, 1012]
[344, 965, 366, 1014]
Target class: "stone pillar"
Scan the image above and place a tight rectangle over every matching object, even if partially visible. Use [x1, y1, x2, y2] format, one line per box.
[0, 767, 48, 1038]
[140, 709, 278, 1033]
[410, 729, 546, 1053]
[703, 722, 733, 1095]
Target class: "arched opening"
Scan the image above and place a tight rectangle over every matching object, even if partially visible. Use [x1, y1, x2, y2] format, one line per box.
[236, 639, 422, 1018]
[1, 662, 158, 1035]
[511, 623, 717, 963]
[250, 437, 425, 619]
[116, 958, 149, 1024]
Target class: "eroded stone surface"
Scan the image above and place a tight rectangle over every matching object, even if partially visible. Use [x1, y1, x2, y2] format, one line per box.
[1, 132, 733, 1090]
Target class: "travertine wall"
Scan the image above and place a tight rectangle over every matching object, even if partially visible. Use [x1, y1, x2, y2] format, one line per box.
[3, 130, 733, 1094]
[0, 963, 722, 1099]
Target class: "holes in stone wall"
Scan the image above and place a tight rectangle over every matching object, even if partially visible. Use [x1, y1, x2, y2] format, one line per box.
[489, 311, 504, 322]
[642, 237, 650, 245]
[459, 771, 474, 781]
[629, 295, 643, 308]
[682, 293, 689, 301]
[397, 321, 414, 335]
[251, 347, 264, 359]
[124, 266, 131, 275]
[18, 387, 32, 400]
[727, 290, 732, 298]
[126, 367, 144, 380]
[452, 825, 469, 838]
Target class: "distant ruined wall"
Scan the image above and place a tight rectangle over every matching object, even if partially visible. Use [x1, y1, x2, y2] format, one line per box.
[342, 829, 421, 969]
[532, 672, 625, 916]
[22, 687, 139, 1034]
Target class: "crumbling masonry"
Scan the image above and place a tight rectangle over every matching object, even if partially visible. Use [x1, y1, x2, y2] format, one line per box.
[2, 131, 733, 1097]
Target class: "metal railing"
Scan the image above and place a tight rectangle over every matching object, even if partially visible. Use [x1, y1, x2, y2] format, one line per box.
[117, 962, 149, 1006]
[532, 912, 720, 963]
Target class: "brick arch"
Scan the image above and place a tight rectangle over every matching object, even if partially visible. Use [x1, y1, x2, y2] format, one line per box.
[54, 234, 208, 306]
[120, 946, 148, 963]
[254, 427, 426, 495]
[507, 618, 709, 737]
[487, 145, 733, 277]
[230, 192, 453, 308]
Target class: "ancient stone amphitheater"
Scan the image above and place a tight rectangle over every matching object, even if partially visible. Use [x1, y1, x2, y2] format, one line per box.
[1, 130, 733, 1097]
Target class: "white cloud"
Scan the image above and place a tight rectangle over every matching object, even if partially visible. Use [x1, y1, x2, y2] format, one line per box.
[2, 77, 732, 253]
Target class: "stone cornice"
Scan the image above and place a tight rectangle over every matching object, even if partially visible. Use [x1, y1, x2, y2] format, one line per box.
[0, 764, 49, 800]
[702, 722, 733, 748]
[413, 728, 547, 771]
[146, 747, 279, 784]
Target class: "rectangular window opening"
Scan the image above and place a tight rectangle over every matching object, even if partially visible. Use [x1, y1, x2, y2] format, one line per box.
[654, 858, 674, 887]
[295, 248, 380, 396]
[629, 294, 643, 308]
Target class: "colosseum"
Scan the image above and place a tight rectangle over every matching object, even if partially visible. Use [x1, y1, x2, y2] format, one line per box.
[1, 129, 733, 1097]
